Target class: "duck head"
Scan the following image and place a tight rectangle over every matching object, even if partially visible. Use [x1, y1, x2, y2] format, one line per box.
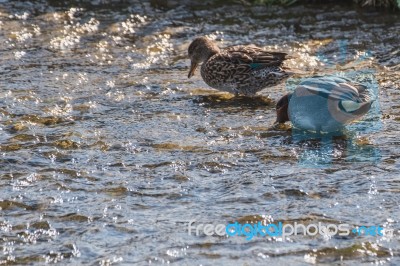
[188, 37, 220, 78]
[275, 93, 291, 123]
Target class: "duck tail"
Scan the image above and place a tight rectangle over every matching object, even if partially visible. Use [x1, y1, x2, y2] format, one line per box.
[340, 100, 373, 116]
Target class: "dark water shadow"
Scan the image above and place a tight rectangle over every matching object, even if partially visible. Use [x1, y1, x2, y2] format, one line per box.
[192, 94, 275, 109]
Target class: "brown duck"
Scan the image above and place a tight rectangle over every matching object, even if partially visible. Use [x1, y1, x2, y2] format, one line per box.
[188, 36, 290, 96]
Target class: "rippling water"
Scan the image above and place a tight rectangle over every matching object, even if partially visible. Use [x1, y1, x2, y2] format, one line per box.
[0, 0, 400, 265]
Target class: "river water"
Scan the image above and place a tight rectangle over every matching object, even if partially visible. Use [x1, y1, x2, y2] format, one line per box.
[0, 0, 399, 265]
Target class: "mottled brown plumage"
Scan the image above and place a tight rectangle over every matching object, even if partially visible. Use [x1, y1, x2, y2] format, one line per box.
[188, 37, 290, 96]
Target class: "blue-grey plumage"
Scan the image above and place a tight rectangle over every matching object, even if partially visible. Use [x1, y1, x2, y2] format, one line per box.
[188, 37, 290, 96]
[276, 76, 374, 133]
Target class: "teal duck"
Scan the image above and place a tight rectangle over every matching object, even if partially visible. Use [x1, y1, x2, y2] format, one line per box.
[188, 36, 290, 96]
[276, 76, 374, 133]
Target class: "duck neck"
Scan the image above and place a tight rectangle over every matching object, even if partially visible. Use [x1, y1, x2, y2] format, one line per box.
[203, 44, 220, 61]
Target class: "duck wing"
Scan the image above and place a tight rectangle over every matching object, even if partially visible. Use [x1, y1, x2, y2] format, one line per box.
[299, 76, 371, 103]
[223, 45, 288, 69]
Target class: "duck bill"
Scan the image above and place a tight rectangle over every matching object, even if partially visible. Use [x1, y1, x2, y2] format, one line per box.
[188, 62, 198, 78]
